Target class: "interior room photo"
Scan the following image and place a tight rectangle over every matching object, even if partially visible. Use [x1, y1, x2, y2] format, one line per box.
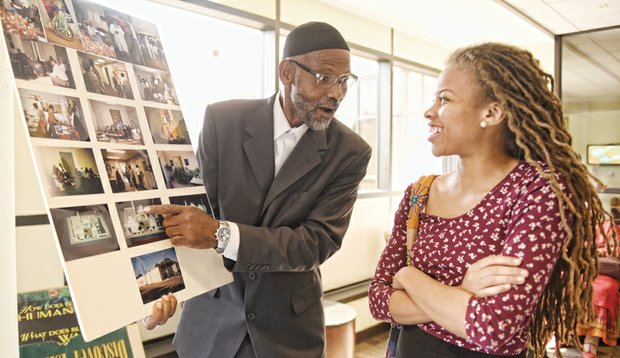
[2, 0, 619, 357]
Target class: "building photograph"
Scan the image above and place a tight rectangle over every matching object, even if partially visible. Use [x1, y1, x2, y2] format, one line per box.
[115, 198, 165, 248]
[49, 204, 119, 261]
[131, 248, 185, 304]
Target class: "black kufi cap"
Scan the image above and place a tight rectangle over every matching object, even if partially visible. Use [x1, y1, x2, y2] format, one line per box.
[283, 22, 349, 58]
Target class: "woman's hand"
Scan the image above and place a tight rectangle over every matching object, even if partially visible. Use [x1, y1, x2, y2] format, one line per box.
[460, 256, 528, 297]
[393, 266, 416, 290]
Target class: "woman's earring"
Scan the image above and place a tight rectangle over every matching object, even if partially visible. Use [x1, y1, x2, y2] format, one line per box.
[480, 120, 488, 128]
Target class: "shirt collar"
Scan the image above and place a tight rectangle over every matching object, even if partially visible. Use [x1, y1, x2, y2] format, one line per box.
[273, 91, 308, 141]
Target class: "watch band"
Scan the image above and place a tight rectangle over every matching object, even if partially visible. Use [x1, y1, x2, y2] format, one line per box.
[215, 220, 231, 254]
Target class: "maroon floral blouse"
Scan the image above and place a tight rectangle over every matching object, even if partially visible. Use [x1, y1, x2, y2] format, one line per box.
[369, 161, 568, 355]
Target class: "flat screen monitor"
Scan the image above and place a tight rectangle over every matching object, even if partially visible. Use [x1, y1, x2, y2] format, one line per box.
[587, 144, 620, 165]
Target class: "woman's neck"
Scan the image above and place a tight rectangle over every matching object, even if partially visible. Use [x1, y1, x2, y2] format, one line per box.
[452, 153, 519, 193]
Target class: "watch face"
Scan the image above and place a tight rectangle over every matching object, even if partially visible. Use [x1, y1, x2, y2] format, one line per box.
[215, 221, 231, 253]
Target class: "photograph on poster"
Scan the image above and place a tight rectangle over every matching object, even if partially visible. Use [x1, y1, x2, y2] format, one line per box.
[77, 51, 133, 99]
[131, 16, 167, 71]
[0, 0, 45, 41]
[115, 197, 165, 248]
[102, 149, 158, 193]
[18, 88, 89, 141]
[103, 8, 143, 65]
[169, 194, 212, 215]
[144, 107, 189, 145]
[131, 247, 185, 304]
[134, 65, 178, 105]
[156, 150, 202, 189]
[35, 146, 103, 196]
[5, 33, 74, 87]
[71, 0, 116, 58]
[88, 99, 143, 145]
[50, 204, 119, 261]
[37, 0, 83, 50]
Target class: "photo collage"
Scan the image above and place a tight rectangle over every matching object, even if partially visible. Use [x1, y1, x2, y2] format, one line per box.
[1, 0, 225, 339]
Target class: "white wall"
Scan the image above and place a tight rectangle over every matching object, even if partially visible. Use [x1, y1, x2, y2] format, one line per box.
[207, 0, 275, 19]
[322, 197, 391, 291]
[281, 0, 392, 55]
[567, 100, 620, 213]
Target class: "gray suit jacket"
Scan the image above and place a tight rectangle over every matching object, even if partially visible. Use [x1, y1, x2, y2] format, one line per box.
[173, 94, 371, 357]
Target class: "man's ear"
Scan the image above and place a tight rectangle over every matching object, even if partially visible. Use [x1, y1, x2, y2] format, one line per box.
[279, 60, 295, 86]
[482, 101, 505, 127]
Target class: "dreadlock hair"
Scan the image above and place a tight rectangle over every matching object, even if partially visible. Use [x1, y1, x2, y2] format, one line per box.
[446, 42, 617, 357]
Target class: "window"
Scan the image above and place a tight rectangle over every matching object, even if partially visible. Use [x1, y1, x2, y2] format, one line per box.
[391, 66, 442, 191]
[338, 55, 380, 191]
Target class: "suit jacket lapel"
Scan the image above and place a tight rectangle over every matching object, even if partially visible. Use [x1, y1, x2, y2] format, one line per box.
[261, 128, 327, 215]
[243, 95, 275, 192]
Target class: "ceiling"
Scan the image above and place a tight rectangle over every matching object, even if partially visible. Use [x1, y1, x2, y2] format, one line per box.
[502, 0, 620, 34]
[503, 0, 620, 102]
[322, 0, 620, 102]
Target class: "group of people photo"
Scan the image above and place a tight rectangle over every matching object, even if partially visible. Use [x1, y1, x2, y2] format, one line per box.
[19, 90, 88, 141]
[102, 150, 158, 194]
[157, 151, 202, 189]
[6, 33, 73, 87]
[1, 0, 45, 41]
[78, 51, 134, 99]
[135, 67, 178, 105]
[88, 100, 144, 145]
[35, 147, 103, 197]
[144, 107, 190, 145]
[38, 0, 82, 48]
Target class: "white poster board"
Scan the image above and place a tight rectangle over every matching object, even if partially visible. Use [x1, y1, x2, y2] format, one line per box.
[1, 0, 231, 341]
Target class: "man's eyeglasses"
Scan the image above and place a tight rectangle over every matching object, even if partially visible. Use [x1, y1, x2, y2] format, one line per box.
[287, 59, 358, 90]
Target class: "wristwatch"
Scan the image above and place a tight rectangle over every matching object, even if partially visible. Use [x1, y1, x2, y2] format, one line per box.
[214, 220, 231, 254]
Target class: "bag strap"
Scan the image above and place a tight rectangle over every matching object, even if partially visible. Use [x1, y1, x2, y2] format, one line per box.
[405, 175, 437, 266]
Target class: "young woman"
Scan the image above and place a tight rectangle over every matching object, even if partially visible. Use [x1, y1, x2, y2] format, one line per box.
[369, 42, 616, 357]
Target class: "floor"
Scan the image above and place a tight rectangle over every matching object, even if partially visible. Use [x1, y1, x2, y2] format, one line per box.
[148, 327, 618, 357]
[355, 327, 389, 358]
[354, 328, 619, 358]
[547, 345, 618, 358]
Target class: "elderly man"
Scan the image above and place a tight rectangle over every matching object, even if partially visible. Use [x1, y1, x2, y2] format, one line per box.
[145, 22, 371, 358]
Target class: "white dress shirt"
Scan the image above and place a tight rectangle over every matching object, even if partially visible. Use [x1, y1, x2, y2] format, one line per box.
[222, 92, 307, 260]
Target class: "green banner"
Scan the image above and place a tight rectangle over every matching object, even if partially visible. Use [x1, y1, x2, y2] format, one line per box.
[18, 287, 134, 358]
